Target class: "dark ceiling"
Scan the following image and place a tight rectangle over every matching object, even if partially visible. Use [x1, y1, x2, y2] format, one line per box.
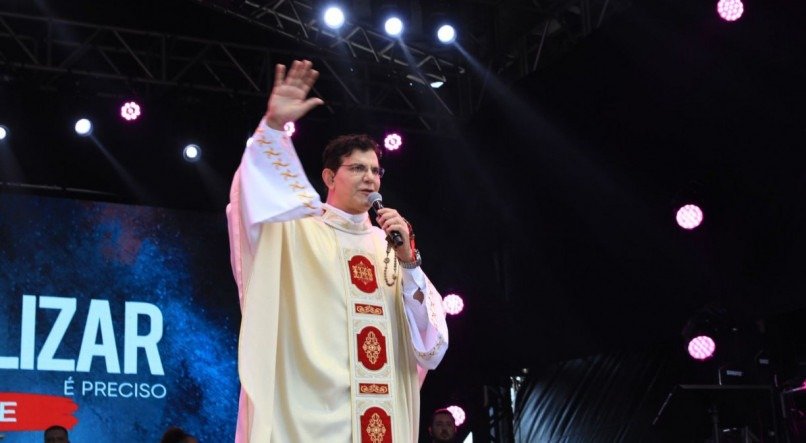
[2, 0, 806, 438]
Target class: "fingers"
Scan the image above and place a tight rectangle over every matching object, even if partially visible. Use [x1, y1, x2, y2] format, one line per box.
[273, 64, 286, 90]
[286, 60, 304, 87]
[300, 67, 319, 95]
[376, 208, 407, 234]
[301, 97, 325, 113]
[274, 60, 314, 89]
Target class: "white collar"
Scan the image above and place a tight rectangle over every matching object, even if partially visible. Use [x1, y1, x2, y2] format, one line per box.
[323, 203, 369, 225]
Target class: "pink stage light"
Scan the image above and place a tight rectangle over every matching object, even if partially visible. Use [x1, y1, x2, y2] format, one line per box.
[443, 294, 464, 315]
[717, 0, 744, 21]
[687, 335, 716, 360]
[120, 101, 141, 121]
[384, 133, 402, 151]
[446, 405, 466, 426]
[284, 122, 296, 137]
[676, 204, 703, 230]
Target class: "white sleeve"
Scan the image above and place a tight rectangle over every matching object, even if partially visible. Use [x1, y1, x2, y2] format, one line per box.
[237, 118, 322, 250]
[401, 267, 429, 331]
[402, 271, 449, 371]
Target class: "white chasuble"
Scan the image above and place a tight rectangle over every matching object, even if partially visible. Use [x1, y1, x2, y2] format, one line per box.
[227, 120, 449, 443]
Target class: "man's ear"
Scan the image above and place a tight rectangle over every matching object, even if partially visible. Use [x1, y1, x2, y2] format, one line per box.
[322, 168, 335, 189]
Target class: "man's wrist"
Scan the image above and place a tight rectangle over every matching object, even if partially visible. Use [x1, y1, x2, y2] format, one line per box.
[398, 249, 421, 269]
[264, 114, 285, 131]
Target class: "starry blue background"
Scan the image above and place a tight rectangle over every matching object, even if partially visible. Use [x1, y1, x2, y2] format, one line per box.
[0, 193, 240, 442]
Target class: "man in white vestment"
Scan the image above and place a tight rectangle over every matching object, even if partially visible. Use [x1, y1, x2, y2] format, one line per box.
[227, 59, 449, 442]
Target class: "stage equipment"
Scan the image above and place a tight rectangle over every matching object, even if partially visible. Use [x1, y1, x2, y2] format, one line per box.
[443, 294, 464, 315]
[183, 144, 201, 162]
[484, 383, 514, 442]
[284, 122, 296, 137]
[676, 203, 704, 230]
[323, 6, 345, 29]
[689, 335, 717, 361]
[383, 133, 402, 151]
[384, 17, 403, 36]
[437, 24, 456, 44]
[120, 101, 141, 121]
[0, 125, 7, 141]
[74, 119, 93, 136]
[717, 0, 744, 21]
[682, 304, 730, 362]
[653, 384, 777, 442]
[447, 405, 466, 426]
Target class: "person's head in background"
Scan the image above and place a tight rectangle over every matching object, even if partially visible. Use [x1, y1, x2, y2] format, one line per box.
[160, 426, 198, 443]
[44, 425, 70, 443]
[429, 408, 457, 443]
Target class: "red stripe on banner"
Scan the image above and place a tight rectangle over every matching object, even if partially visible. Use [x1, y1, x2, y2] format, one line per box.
[0, 393, 78, 431]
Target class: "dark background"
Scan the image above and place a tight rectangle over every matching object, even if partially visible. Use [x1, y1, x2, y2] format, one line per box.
[2, 0, 806, 440]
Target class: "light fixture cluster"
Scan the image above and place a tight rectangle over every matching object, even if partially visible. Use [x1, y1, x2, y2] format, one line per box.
[320, 5, 457, 44]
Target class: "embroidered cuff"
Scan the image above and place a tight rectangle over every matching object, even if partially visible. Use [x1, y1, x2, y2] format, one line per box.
[401, 266, 427, 298]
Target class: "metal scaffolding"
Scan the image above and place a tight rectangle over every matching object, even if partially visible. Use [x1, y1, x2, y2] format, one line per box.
[0, 0, 630, 133]
[0, 9, 470, 134]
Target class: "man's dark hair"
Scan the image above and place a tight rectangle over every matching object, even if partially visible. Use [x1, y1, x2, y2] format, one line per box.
[431, 408, 455, 425]
[322, 134, 382, 171]
[44, 425, 68, 435]
[160, 427, 195, 443]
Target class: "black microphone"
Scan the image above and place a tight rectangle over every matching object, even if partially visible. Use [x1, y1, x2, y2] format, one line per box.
[368, 192, 404, 247]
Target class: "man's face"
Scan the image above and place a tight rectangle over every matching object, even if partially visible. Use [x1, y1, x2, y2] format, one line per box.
[430, 413, 457, 442]
[326, 149, 381, 214]
[44, 429, 68, 443]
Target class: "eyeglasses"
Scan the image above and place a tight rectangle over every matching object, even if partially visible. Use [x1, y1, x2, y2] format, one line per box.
[339, 163, 385, 178]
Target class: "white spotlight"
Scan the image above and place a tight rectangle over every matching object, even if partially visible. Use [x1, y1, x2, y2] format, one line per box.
[323, 6, 345, 29]
[284, 121, 296, 137]
[384, 17, 404, 36]
[430, 81, 445, 89]
[437, 24, 456, 44]
[74, 119, 93, 137]
[0, 125, 7, 141]
[183, 144, 201, 162]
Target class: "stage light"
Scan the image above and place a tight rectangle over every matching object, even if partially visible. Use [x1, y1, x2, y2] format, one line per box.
[120, 101, 142, 121]
[74, 119, 93, 136]
[323, 6, 345, 29]
[443, 294, 464, 315]
[687, 335, 716, 360]
[0, 125, 7, 141]
[384, 17, 403, 36]
[676, 204, 703, 230]
[183, 144, 201, 162]
[437, 24, 456, 44]
[682, 303, 730, 363]
[430, 81, 445, 89]
[446, 405, 466, 426]
[384, 133, 402, 151]
[717, 0, 743, 21]
[284, 122, 296, 137]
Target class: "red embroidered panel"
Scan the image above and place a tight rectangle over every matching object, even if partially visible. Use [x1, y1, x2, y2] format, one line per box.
[357, 326, 388, 371]
[360, 406, 393, 443]
[355, 303, 384, 315]
[359, 383, 390, 395]
[348, 255, 378, 293]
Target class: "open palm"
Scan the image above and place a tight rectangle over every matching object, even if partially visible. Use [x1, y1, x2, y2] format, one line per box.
[266, 60, 324, 130]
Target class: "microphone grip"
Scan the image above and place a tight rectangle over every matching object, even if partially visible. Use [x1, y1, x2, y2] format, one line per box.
[371, 200, 405, 247]
[389, 230, 404, 247]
